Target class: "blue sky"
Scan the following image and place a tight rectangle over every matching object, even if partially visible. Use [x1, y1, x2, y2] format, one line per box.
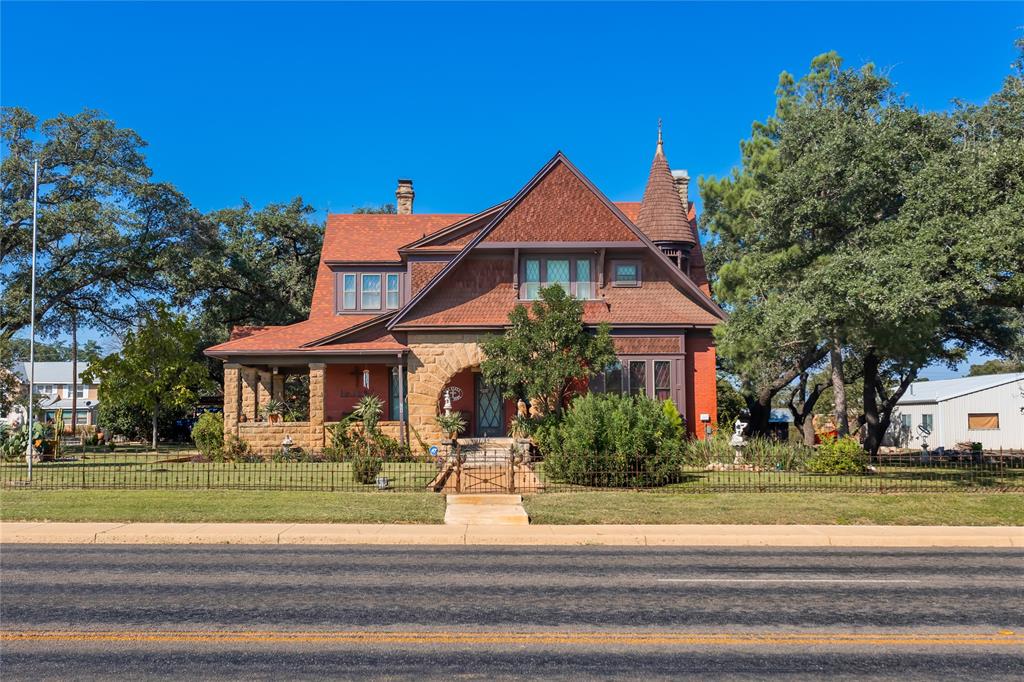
[2, 1, 1020, 376]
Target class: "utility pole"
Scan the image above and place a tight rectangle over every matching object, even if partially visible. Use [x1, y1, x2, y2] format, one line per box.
[26, 159, 39, 480]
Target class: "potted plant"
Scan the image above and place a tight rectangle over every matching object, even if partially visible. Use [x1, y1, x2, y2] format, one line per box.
[265, 399, 286, 424]
[435, 411, 467, 444]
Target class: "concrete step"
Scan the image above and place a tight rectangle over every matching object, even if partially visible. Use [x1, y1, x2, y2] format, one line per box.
[444, 494, 529, 525]
[444, 509, 530, 526]
[446, 494, 522, 506]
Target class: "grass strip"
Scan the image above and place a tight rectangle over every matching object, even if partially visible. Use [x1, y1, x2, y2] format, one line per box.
[522, 492, 1024, 526]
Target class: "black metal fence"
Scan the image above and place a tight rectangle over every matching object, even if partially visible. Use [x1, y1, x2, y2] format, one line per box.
[2, 444, 1022, 493]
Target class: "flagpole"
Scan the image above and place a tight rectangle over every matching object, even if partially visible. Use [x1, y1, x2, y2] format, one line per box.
[26, 159, 38, 480]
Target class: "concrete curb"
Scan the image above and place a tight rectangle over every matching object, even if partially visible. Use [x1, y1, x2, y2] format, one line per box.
[1, 522, 1021, 547]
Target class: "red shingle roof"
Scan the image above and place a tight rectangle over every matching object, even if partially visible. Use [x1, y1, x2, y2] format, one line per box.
[207, 316, 383, 353]
[636, 139, 696, 244]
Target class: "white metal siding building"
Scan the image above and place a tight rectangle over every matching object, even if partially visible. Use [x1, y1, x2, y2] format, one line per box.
[892, 373, 1024, 450]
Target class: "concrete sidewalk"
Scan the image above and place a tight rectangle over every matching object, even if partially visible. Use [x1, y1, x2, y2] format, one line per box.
[1, 522, 1021, 547]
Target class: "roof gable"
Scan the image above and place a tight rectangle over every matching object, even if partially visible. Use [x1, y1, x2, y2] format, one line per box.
[389, 152, 726, 329]
[481, 161, 640, 244]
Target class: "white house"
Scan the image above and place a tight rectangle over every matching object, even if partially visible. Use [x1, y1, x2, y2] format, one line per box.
[892, 372, 1024, 451]
[2, 362, 101, 429]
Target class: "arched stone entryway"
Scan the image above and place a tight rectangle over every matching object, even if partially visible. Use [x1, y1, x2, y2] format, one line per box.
[405, 332, 488, 443]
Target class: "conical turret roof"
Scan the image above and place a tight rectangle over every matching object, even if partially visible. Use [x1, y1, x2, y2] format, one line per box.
[636, 126, 696, 245]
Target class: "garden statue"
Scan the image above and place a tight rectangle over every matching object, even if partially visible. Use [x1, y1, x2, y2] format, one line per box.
[730, 418, 748, 465]
[517, 399, 528, 418]
[281, 434, 294, 459]
[442, 386, 463, 416]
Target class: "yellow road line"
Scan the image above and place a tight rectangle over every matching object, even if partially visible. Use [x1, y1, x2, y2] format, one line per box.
[1, 630, 1022, 647]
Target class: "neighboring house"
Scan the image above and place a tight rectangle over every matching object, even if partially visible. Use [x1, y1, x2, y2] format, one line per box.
[205, 133, 725, 452]
[2, 362, 101, 429]
[892, 373, 1024, 450]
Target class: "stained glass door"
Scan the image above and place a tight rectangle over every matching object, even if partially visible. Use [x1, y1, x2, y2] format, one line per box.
[475, 374, 504, 437]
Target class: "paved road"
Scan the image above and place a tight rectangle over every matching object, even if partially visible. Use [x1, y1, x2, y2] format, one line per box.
[2, 545, 1022, 679]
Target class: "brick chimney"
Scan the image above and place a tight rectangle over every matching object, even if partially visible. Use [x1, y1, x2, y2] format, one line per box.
[671, 169, 690, 213]
[396, 179, 414, 215]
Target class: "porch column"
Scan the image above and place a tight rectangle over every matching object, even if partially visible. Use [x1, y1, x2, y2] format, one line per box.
[223, 363, 241, 436]
[240, 367, 259, 422]
[271, 373, 285, 402]
[308, 363, 326, 450]
[257, 370, 273, 412]
[396, 357, 406, 445]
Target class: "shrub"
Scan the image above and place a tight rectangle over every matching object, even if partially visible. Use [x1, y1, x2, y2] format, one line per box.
[272, 446, 306, 463]
[191, 413, 224, 461]
[538, 393, 684, 487]
[223, 435, 256, 462]
[372, 433, 414, 462]
[662, 399, 685, 442]
[805, 436, 867, 474]
[352, 450, 383, 484]
[1, 425, 28, 462]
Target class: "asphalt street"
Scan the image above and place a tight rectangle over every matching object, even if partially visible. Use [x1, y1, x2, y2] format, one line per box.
[2, 544, 1022, 680]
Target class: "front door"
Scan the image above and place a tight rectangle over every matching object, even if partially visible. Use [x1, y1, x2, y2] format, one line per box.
[475, 374, 504, 437]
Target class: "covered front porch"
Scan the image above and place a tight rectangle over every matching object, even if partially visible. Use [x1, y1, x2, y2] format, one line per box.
[222, 352, 410, 454]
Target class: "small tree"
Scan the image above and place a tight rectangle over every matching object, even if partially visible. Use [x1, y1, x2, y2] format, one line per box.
[481, 285, 616, 418]
[83, 308, 209, 450]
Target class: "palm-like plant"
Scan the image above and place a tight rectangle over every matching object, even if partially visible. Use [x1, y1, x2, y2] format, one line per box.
[353, 395, 384, 436]
[435, 411, 467, 440]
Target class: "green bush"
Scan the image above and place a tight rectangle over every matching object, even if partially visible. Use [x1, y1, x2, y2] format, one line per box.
[223, 434, 257, 462]
[352, 450, 384, 484]
[662, 399, 685, 442]
[805, 436, 868, 474]
[191, 413, 224, 461]
[537, 393, 684, 487]
[1, 424, 29, 462]
[372, 433, 414, 462]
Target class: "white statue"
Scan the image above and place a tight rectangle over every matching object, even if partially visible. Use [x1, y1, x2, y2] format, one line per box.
[730, 418, 748, 465]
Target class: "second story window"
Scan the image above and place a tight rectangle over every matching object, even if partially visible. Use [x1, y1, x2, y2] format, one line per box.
[337, 271, 403, 313]
[342, 274, 357, 310]
[521, 255, 596, 301]
[386, 274, 401, 309]
[612, 260, 641, 287]
[361, 274, 382, 309]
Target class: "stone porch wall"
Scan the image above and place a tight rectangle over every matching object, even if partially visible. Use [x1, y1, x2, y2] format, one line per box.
[238, 422, 314, 454]
[406, 332, 486, 444]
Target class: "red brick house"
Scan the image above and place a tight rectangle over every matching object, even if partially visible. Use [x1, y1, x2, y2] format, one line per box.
[205, 133, 724, 452]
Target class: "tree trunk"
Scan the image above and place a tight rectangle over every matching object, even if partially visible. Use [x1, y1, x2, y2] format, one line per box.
[745, 393, 773, 437]
[861, 350, 917, 456]
[830, 340, 849, 437]
[151, 404, 159, 452]
[861, 351, 881, 454]
[70, 312, 78, 437]
[788, 373, 826, 446]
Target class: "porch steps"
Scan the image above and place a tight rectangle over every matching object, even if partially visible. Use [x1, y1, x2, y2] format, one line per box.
[444, 494, 530, 526]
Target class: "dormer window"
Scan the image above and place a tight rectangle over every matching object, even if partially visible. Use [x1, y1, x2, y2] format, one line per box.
[336, 271, 403, 312]
[360, 274, 382, 309]
[612, 260, 641, 287]
[521, 255, 595, 300]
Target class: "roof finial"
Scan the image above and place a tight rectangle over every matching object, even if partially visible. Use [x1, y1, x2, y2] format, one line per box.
[656, 118, 664, 154]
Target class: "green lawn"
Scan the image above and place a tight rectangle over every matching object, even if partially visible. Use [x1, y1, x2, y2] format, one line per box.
[0, 490, 446, 524]
[3, 488, 1020, 526]
[522, 492, 1024, 526]
[1, 453, 439, 491]
[532, 463, 1024, 492]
